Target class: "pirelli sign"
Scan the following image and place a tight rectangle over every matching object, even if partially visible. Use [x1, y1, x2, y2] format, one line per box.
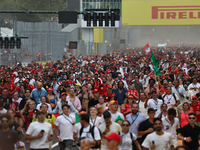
[122, 0, 200, 25]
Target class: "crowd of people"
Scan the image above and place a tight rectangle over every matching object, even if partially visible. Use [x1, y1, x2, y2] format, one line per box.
[0, 46, 200, 150]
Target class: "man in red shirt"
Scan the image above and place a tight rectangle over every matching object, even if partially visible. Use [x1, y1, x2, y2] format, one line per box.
[191, 95, 200, 127]
[128, 83, 139, 101]
[104, 85, 116, 103]
[99, 76, 108, 95]
[160, 79, 168, 94]
[4, 76, 16, 97]
[94, 72, 102, 88]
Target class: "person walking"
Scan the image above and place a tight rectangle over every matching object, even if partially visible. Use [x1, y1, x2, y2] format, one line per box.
[142, 118, 174, 150]
[178, 112, 200, 150]
[55, 104, 75, 150]
[25, 110, 53, 150]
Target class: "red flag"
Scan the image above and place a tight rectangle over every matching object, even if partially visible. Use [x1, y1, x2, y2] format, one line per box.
[42, 49, 45, 58]
[143, 43, 150, 53]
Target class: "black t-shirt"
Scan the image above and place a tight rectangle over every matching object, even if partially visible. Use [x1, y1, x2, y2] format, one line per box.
[0, 129, 20, 150]
[0, 96, 12, 110]
[138, 119, 154, 143]
[88, 98, 99, 108]
[181, 124, 200, 150]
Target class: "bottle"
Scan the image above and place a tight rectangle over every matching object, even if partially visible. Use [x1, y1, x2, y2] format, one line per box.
[150, 141, 155, 150]
[164, 142, 169, 150]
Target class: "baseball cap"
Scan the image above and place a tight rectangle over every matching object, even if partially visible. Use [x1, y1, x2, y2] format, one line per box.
[60, 92, 66, 97]
[128, 95, 134, 99]
[83, 84, 88, 88]
[104, 133, 121, 143]
[79, 111, 87, 115]
[109, 100, 118, 106]
[192, 95, 197, 99]
[92, 89, 99, 93]
[163, 79, 168, 84]
[36, 110, 45, 116]
[47, 87, 54, 92]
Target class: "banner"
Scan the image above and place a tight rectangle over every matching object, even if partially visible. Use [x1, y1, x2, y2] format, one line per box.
[122, 0, 200, 25]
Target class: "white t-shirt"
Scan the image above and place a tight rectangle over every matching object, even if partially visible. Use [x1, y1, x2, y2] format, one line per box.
[138, 100, 148, 118]
[147, 99, 163, 117]
[142, 131, 174, 150]
[26, 121, 53, 149]
[29, 78, 35, 86]
[99, 122, 122, 150]
[36, 103, 52, 114]
[100, 111, 124, 124]
[162, 116, 179, 144]
[118, 132, 137, 150]
[0, 108, 7, 114]
[73, 122, 82, 134]
[13, 98, 22, 113]
[188, 83, 200, 95]
[162, 94, 179, 109]
[78, 124, 101, 150]
[89, 116, 101, 127]
[55, 114, 74, 140]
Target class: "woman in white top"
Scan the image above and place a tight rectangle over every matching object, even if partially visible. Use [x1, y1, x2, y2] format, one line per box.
[118, 120, 142, 150]
[36, 96, 52, 113]
[158, 103, 168, 119]
[12, 91, 23, 127]
[89, 106, 101, 127]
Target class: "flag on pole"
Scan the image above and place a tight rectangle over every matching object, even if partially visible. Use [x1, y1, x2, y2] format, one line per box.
[143, 43, 150, 53]
[151, 51, 161, 76]
[42, 49, 45, 58]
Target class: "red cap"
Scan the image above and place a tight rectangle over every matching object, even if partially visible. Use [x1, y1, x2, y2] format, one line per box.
[60, 92, 66, 97]
[128, 95, 134, 99]
[92, 89, 99, 93]
[107, 85, 113, 89]
[192, 95, 197, 99]
[83, 84, 88, 88]
[79, 111, 87, 115]
[183, 74, 187, 76]
[47, 87, 54, 92]
[104, 133, 121, 142]
[94, 72, 98, 75]
[124, 73, 129, 76]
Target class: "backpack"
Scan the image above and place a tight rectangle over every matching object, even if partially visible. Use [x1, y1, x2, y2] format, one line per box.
[79, 125, 101, 149]
[118, 132, 134, 145]
[162, 93, 177, 104]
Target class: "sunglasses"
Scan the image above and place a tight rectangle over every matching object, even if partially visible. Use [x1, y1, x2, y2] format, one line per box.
[189, 117, 195, 120]
[193, 98, 197, 100]
[1, 120, 8, 123]
[162, 106, 167, 107]
[122, 124, 129, 127]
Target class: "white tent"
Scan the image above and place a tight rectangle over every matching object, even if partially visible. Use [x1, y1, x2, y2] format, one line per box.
[0, 27, 13, 37]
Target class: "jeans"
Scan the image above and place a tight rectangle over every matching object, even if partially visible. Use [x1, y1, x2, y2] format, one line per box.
[59, 139, 73, 150]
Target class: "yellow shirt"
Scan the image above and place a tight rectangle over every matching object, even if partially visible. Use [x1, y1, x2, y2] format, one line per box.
[32, 113, 56, 125]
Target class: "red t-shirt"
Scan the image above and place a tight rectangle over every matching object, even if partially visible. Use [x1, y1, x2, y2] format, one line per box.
[160, 87, 167, 94]
[128, 89, 139, 100]
[4, 82, 16, 97]
[24, 111, 34, 130]
[121, 104, 131, 119]
[191, 103, 200, 122]
[99, 84, 108, 95]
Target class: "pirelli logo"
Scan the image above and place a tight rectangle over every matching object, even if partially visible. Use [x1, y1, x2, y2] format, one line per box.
[152, 6, 200, 19]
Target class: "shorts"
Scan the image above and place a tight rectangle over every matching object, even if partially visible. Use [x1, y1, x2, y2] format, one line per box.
[59, 139, 73, 150]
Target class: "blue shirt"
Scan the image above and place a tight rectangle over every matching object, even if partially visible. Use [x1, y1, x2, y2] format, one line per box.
[31, 88, 48, 104]
[113, 88, 128, 105]
[52, 83, 59, 98]
[126, 112, 146, 137]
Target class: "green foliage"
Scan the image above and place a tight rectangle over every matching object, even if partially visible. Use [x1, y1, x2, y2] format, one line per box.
[0, 0, 67, 22]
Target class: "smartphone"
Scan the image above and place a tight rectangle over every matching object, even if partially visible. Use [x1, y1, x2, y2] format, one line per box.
[40, 130, 45, 134]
